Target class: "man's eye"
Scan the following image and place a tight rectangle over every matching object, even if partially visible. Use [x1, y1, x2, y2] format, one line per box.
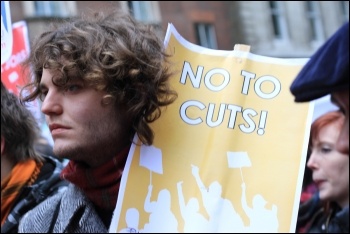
[39, 91, 47, 101]
[66, 84, 81, 92]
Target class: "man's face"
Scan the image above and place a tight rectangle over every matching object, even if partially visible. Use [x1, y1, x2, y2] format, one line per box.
[331, 89, 349, 155]
[39, 68, 131, 167]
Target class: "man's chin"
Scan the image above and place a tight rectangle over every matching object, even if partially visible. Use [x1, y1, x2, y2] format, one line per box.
[53, 144, 82, 160]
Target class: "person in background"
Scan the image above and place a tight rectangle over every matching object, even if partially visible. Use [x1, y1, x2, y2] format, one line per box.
[34, 135, 54, 158]
[34, 135, 69, 167]
[290, 22, 349, 156]
[299, 149, 317, 203]
[18, 9, 177, 232]
[296, 110, 348, 233]
[1, 81, 68, 233]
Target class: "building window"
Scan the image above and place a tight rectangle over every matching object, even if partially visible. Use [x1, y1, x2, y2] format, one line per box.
[195, 23, 218, 49]
[35, 2, 63, 17]
[305, 1, 324, 42]
[126, 1, 161, 24]
[120, 1, 162, 37]
[269, 1, 289, 41]
[340, 1, 349, 23]
[22, 1, 76, 18]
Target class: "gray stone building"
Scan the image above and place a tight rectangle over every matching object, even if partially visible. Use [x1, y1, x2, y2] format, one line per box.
[8, 1, 349, 58]
[3, 1, 348, 146]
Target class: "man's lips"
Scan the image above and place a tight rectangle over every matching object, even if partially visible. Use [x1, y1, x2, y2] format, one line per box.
[49, 123, 70, 133]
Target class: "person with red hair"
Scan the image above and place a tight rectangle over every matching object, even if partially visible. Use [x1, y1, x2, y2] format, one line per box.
[297, 110, 349, 233]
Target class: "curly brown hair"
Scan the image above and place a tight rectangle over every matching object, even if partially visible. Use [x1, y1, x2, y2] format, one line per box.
[20, 10, 177, 145]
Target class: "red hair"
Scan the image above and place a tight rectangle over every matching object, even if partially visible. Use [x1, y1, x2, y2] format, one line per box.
[309, 110, 345, 148]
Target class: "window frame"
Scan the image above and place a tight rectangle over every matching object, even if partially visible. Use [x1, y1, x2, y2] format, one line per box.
[22, 1, 76, 18]
[194, 23, 218, 49]
[121, 1, 161, 24]
[305, 1, 325, 46]
[269, 1, 289, 43]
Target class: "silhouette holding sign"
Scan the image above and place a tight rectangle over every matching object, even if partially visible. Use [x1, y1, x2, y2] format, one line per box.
[142, 185, 178, 232]
[119, 208, 140, 233]
[191, 164, 244, 232]
[177, 181, 209, 232]
[241, 182, 279, 232]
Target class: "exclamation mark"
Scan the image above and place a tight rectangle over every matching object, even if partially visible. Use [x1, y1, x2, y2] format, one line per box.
[257, 111, 268, 135]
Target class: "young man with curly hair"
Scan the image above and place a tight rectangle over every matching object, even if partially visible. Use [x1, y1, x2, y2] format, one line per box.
[18, 10, 177, 232]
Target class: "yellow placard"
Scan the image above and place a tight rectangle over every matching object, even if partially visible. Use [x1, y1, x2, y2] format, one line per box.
[109, 24, 313, 233]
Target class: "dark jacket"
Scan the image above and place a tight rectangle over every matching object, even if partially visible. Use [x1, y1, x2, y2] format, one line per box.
[1, 155, 68, 233]
[297, 193, 349, 233]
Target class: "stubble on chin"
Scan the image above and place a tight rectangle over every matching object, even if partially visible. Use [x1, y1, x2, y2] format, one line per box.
[53, 144, 85, 162]
[52, 135, 121, 167]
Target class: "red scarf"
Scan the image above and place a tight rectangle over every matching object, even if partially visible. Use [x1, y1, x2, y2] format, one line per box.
[60, 145, 130, 210]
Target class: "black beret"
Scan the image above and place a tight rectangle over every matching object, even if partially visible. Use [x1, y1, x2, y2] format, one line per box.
[290, 22, 349, 102]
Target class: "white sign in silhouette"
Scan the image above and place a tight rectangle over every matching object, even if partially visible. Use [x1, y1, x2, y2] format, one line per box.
[140, 144, 163, 174]
[140, 144, 163, 185]
[227, 151, 252, 182]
